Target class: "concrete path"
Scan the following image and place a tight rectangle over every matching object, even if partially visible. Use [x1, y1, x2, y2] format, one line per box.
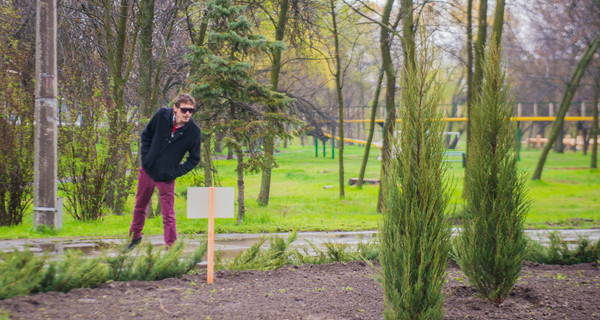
[1, 229, 599, 259]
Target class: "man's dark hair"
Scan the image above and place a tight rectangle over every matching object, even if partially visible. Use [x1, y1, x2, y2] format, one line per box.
[174, 93, 196, 108]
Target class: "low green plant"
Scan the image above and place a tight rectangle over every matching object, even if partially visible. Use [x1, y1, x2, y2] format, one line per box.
[0, 308, 10, 320]
[526, 232, 600, 265]
[39, 251, 109, 293]
[225, 231, 298, 271]
[106, 239, 207, 281]
[0, 240, 207, 300]
[0, 249, 46, 299]
[222, 232, 379, 269]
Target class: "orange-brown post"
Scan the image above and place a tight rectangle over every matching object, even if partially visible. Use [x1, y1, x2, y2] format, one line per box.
[207, 187, 215, 284]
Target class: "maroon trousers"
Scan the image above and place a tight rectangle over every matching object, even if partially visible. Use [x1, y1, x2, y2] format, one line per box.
[129, 168, 177, 246]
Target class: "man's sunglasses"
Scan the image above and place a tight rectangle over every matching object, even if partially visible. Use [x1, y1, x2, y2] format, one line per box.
[179, 107, 195, 114]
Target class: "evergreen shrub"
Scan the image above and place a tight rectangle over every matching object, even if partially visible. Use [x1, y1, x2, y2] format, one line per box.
[454, 43, 529, 304]
[107, 240, 207, 281]
[0, 240, 207, 300]
[526, 232, 600, 265]
[379, 42, 452, 320]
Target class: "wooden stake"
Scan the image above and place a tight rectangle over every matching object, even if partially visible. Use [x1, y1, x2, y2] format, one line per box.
[207, 187, 215, 284]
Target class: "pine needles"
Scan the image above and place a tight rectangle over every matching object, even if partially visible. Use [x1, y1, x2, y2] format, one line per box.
[379, 40, 452, 320]
[454, 42, 529, 304]
[0, 239, 207, 300]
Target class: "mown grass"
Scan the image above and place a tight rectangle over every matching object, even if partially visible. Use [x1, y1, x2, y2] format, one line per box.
[1, 142, 599, 239]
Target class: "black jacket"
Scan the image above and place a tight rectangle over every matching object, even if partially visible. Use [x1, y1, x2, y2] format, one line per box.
[140, 107, 201, 181]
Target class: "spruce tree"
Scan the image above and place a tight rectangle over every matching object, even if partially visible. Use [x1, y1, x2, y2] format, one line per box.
[454, 42, 529, 304]
[188, 0, 295, 222]
[380, 42, 451, 320]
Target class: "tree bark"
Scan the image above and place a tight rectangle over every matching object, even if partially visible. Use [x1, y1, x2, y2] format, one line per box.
[258, 0, 290, 205]
[357, 68, 384, 188]
[591, 67, 599, 169]
[203, 132, 213, 186]
[532, 31, 600, 180]
[376, 0, 397, 212]
[466, 0, 474, 131]
[401, 0, 415, 72]
[236, 146, 245, 223]
[101, 0, 140, 214]
[491, 0, 505, 47]
[139, 0, 154, 118]
[138, 0, 157, 217]
[330, 0, 345, 198]
[472, 0, 487, 98]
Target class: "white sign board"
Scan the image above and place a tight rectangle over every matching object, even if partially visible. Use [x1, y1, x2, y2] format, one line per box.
[187, 187, 235, 219]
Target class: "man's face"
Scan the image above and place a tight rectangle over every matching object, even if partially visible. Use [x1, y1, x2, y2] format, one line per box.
[174, 102, 195, 125]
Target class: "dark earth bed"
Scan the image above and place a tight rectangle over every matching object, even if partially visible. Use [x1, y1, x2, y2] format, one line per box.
[1, 261, 599, 319]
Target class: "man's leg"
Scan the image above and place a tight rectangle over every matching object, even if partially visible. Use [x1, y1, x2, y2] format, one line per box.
[156, 179, 177, 246]
[129, 168, 156, 239]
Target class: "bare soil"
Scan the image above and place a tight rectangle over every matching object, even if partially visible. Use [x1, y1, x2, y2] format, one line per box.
[1, 261, 599, 319]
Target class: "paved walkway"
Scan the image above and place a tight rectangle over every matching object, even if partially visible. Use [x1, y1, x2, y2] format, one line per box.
[1, 229, 599, 259]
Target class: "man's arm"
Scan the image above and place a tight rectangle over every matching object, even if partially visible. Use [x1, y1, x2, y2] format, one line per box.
[175, 130, 201, 178]
[140, 112, 159, 159]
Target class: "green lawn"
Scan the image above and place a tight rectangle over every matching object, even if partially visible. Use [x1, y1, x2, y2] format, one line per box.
[1, 142, 599, 239]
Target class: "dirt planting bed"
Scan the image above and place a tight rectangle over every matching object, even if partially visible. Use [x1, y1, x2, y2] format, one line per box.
[1, 261, 599, 319]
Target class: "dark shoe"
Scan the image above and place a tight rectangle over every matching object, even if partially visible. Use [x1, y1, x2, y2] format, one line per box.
[126, 237, 142, 251]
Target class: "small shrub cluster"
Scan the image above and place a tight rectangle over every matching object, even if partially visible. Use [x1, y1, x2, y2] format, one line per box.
[224, 231, 299, 271]
[222, 231, 380, 271]
[0, 240, 207, 300]
[526, 232, 600, 265]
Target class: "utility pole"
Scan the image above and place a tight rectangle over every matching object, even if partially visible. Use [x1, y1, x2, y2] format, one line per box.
[34, 0, 60, 229]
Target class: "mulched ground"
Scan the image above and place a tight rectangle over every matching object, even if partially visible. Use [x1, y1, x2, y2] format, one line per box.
[1, 261, 599, 319]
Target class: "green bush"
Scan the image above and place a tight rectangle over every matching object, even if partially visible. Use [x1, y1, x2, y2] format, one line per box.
[526, 232, 600, 265]
[0, 240, 207, 300]
[225, 231, 298, 271]
[454, 43, 529, 304]
[379, 42, 452, 319]
[106, 239, 207, 281]
[0, 250, 46, 299]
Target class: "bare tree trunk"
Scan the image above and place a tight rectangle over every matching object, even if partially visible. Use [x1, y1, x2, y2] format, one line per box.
[139, 0, 157, 218]
[532, 32, 600, 180]
[591, 68, 599, 169]
[376, 0, 397, 212]
[98, 0, 140, 215]
[401, 0, 415, 71]
[465, 0, 474, 139]
[357, 68, 384, 189]
[491, 0, 505, 47]
[139, 0, 154, 117]
[236, 147, 245, 223]
[472, 0, 487, 98]
[203, 132, 213, 186]
[329, 0, 345, 198]
[258, 0, 290, 206]
[464, 0, 486, 197]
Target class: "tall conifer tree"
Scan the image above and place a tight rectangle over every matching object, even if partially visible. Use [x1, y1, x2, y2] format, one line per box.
[188, 0, 294, 222]
[380, 39, 451, 320]
[454, 42, 529, 304]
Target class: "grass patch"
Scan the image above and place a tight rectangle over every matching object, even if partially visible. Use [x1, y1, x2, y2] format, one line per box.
[1, 144, 599, 239]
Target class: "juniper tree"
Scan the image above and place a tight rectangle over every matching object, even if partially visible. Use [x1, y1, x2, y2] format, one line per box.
[188, 0, 295, 222]
[454, 42, 529, 304]
[380, 41, 452, 320]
